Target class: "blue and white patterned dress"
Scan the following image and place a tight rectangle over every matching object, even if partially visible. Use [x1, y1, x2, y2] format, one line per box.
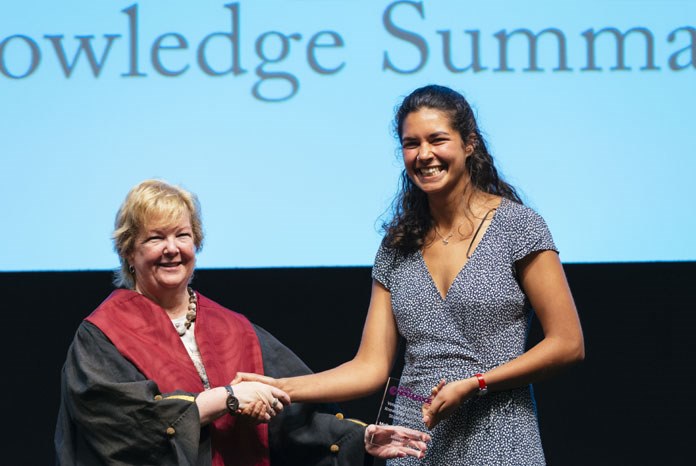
[373, 198, 557, 465]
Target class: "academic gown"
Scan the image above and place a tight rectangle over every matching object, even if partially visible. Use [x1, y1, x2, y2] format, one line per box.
[54, 291, 367, 466]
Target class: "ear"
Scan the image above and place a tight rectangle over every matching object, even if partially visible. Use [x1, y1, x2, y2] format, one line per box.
[464, 134, 478, 155]
[464, 133, 478, 151]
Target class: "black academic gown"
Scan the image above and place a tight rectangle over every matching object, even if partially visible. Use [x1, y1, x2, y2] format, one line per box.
[55, 322, 367, 466]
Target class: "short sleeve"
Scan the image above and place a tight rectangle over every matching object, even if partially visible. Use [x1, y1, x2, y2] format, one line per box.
[511, 207, 558, 262]
[371, 240, 396, 291]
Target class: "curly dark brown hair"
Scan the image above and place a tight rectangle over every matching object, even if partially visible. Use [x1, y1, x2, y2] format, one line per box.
[383, 85, 522, 254]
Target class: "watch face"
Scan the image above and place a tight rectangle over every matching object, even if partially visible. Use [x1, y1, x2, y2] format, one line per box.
[226, 393, 240, 413]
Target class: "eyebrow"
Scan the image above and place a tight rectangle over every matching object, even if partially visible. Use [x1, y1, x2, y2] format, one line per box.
[144, 225, 191, 235]
[402, 131, 450, 142]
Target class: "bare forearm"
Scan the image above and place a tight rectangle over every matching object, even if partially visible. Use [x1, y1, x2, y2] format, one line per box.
[481, 250, 585, 391]
[423, 333, 584, 428]
[235, 282, 398, 404]
[277, 282, 398, 403]
[424, 252, 585, 429]
[278, 358, 390, 403]
[195, 387, 228, 426]
[480, 335, 584, 392]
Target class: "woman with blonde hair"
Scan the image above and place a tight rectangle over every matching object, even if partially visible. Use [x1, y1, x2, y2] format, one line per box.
[55, 179, 428, 466]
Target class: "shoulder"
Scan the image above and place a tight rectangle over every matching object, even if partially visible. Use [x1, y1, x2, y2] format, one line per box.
[372, 238, 419, 290]
[71, 319, 113, 350]
[374, 238, 397, 264]
[375, 235, 420, 260]
[373, 237, 415, 271]
[88, 289, 138, 318]
[196, 292, 259, 342]
[497, 198, 549, 231]
[197, 292, 250, 322]
[498, 199, 558, 259]
[85, 289, 143, 333]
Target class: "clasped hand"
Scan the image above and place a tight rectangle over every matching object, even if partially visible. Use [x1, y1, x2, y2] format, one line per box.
[233, 372, 433, 459]
[232, 381, 290, 423]
[421, 378, 478, 429]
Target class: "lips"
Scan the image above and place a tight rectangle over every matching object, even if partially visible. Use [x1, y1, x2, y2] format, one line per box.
[158, 262, 182, 268]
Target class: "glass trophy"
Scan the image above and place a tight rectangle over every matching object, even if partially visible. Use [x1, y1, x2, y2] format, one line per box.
[371, 377, 430, 448]
[375, 377, 431, 427]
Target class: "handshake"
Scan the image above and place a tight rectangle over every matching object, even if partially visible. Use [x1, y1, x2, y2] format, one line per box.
[226, 377, 431, 461]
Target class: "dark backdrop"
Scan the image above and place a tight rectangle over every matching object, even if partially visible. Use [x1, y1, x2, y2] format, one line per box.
[4, 262, 692, 465]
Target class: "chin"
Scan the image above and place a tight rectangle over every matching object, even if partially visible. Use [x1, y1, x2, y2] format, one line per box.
[157, 275, 190, 289]
[417, 182, 448, 194]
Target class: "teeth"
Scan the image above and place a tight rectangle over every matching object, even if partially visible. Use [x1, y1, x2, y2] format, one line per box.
[420, 167, 442, 176]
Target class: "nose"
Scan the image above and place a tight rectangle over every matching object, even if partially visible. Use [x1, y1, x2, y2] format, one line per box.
[417, 145, 434, 163]
[163, 236, 179, 256]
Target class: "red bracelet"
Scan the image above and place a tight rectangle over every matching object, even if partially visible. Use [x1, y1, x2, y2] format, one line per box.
[474, 373, 488, 396]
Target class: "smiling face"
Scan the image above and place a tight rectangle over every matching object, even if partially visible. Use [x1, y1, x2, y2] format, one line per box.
[400, 107, 473, 197]
[128, 213, 196, 303]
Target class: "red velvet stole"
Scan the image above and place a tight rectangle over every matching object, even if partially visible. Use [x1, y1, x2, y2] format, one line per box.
[86, 289, 269, 466]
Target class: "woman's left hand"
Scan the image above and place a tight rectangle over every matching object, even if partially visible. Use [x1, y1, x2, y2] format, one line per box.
[364, 424, 431, 459]
[421, 378, 477, 429]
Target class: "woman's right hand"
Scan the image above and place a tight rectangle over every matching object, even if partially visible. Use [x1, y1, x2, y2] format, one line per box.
[231, 372, 279, 387]
[233, 381, 290, 422]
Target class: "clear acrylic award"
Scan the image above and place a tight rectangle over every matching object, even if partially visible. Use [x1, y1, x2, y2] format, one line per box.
[376, 377, 430, 427]
[372, 377, 430, 448]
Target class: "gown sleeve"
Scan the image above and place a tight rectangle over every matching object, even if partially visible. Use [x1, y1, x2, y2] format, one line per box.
[55, 321, 206, 466]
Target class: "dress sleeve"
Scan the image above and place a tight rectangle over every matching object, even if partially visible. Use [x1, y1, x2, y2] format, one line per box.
[55, 321, 203, 466]
[371, 240, 396, 291]
[511, 208, 558, 263]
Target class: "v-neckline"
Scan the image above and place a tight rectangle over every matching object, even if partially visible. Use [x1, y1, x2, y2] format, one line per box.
[419, 198, 504, 301]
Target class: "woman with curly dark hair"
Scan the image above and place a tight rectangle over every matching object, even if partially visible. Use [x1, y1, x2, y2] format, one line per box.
[236, 85, 584, 465]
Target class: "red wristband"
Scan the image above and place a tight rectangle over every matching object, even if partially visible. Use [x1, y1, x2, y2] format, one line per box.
[474, 373, 488, 396]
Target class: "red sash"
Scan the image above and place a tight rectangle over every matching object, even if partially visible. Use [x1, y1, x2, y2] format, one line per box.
[87, 289, 269, 466]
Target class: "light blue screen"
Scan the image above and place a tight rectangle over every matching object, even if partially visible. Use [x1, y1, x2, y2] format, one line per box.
[2, 0, 694, 270]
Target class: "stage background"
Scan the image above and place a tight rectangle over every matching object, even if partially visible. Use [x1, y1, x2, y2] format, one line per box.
[2, 0, 695, 271]
[1, 1, 693, 464]
[3, 262, 693, 465]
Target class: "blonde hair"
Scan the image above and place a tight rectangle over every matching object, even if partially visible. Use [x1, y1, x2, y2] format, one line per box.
[112, 179, 204, 288]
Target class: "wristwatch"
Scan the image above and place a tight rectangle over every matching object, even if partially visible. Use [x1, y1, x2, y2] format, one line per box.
[224, 385, 240, 415]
